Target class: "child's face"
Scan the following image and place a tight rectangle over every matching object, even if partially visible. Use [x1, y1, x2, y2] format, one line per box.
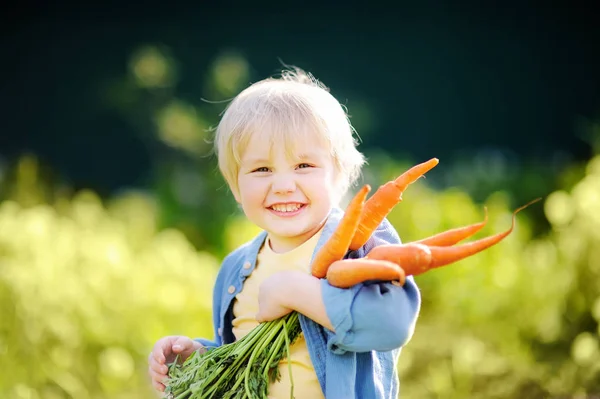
[235, 132, 338, 253]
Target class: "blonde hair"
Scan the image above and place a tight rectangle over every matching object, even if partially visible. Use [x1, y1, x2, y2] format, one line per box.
[214, 67, 366, 200]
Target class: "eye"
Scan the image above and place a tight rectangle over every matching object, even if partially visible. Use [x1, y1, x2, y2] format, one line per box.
[297, 163, 313, 169]
[252, 167, 270, 173]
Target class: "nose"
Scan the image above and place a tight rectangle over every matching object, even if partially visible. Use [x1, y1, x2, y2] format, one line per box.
[271, 172, 296, 194]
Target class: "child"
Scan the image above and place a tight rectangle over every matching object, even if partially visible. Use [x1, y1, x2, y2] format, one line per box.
[148, 67, 421, 398]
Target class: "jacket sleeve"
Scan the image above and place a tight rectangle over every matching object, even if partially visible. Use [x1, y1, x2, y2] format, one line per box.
[194, 337, 220, 350]
[193, 275, 222, 349]
[321, 218, 422, 354]
[193, 254, 231, 350]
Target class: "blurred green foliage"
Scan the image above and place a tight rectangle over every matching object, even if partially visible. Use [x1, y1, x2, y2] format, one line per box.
[387, 156, 600, 398]
[0, 157, 220, 398]
[102, 45, 253, 256]
[1, 46, 599, 398]
[2, 150, 600, 398]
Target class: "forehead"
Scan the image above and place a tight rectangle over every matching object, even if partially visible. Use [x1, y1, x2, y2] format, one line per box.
[238, 112, 333, 157]
[241, 131, 330, 161]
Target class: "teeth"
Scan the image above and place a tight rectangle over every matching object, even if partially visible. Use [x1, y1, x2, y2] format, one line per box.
[271, 203, 302, 212]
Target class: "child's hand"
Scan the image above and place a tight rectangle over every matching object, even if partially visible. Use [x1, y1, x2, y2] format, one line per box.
[255, 271, 298, 322]
[148, 335, 205, 393]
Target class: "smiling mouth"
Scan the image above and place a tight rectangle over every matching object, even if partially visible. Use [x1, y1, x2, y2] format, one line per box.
[269, 203, 306, 213]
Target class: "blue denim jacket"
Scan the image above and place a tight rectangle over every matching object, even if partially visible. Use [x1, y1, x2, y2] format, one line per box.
[196, 207, 421, 398]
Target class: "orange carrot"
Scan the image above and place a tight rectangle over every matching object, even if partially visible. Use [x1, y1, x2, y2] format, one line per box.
[349, 158, 439, 251]
[326, 258, 406, 288]
[426, 198, 541, 269]
[311, 184, 371, 278]
[365, 197, 541, 276]
[413, 207, 488, 246]
[366, 242, 432, 276]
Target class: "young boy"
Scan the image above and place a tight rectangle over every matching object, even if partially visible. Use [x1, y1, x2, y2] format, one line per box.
[148, 67, 421, 398]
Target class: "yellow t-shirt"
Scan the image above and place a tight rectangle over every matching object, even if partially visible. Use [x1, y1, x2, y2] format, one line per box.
[232, 231, 325, 399]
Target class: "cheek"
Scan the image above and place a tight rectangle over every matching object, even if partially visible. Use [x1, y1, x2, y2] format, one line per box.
[330, 168, 344, 189]
[305, 173, 338, 201]
[320, 170, 340, 193]
[238, 178, 265, 204]
[324, 172, 343, 204]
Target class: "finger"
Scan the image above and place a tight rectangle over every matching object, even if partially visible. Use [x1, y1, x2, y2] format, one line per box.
[149, 358, 169, 375]
[149, 367, 168, 384]
[151, 340, 169, 364]
[149, 350, 165, 365]
[151, 379, 166, 393]
[172, 336, 193, 353]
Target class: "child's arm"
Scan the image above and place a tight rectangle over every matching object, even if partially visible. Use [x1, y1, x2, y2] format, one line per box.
[256, 268, 418, 353]
[255, 271, 334, 331]
[193, 283, 223, 349]
[320, 218, 421, 354]
[256, 218, 420, 354]
[320, 275, 420, 354]
[193, 253, 238, 349]
[193, 337, 220, 349]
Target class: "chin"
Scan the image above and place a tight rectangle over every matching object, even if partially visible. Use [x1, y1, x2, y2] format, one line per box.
[271, 229, 306, 238]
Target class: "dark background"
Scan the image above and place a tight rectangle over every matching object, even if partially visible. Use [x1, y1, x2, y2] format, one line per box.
[1, 2, 599, 195]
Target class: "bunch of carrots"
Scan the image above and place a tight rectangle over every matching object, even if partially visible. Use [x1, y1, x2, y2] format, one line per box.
[164, 158, 540, 399]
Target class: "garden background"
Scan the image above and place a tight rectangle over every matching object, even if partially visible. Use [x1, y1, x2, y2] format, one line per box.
[1, 2, 600, 398]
